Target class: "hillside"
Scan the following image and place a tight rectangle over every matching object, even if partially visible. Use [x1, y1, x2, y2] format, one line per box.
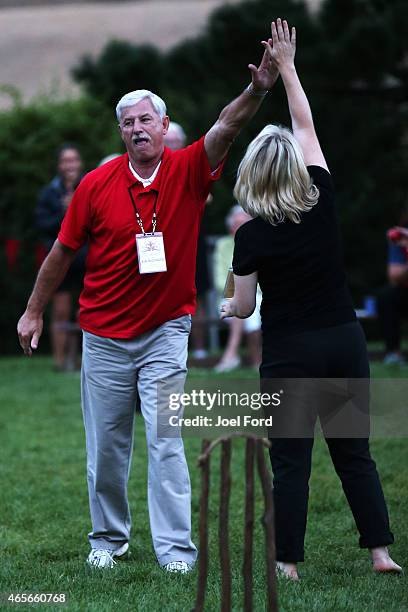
[0, 0, 239, 106]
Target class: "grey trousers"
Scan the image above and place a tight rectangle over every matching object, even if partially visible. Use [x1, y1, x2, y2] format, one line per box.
[81, 315, 198, 567]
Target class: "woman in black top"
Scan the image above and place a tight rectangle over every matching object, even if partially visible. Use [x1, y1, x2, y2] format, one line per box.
[221, 19, 401, 579]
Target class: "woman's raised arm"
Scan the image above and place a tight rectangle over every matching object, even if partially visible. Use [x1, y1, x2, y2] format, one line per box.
[263, 19, 328, 171]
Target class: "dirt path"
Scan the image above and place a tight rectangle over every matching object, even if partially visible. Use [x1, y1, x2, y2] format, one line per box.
[0, 0, 240, 106]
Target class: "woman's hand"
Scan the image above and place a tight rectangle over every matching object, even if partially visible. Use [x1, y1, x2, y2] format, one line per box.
[221, 272, 258, 319]
[220, 299, 237, 320]
[262, 18, 296, 71]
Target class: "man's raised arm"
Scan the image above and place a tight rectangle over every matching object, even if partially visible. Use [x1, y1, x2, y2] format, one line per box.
[17, 240, 78, 356]
[204, 39, 279, 170]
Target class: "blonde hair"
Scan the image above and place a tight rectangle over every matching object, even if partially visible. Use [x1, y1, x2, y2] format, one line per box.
[233, 125, 319, 225]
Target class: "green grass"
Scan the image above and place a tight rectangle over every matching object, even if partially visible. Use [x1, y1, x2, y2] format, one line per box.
[0, 357, 407, 611]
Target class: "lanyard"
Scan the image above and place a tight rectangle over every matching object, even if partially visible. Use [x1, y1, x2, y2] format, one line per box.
[128, 187, 158, 235]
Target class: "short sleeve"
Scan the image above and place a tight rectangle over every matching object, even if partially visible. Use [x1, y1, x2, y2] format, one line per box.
[388, 242, 407, 265]
[58, 175, 91, 250]
[185, 136, 226, 202]
[232, 223, 258, 276]
[307, 165, 334, 195]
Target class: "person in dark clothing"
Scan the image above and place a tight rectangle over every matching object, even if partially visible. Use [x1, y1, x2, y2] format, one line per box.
[377, 221, 408, 365]
[36, 144, 85, 370]
[221, 19, 401, 579]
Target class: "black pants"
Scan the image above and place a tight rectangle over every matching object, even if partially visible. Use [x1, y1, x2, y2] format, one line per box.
[260, 321, 394, 562]
[377, 284, 408, 352]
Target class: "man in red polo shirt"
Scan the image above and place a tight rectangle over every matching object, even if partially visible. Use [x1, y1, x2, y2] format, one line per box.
[18, 38, 278, 572]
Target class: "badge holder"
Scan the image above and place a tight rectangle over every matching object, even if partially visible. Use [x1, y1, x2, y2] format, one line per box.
[136, 232, 167, 274]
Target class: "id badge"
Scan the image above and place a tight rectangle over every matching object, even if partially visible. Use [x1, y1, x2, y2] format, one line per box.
[136, 232, 167, 274]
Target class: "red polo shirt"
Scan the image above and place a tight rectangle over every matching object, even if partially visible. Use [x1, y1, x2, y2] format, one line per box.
[58, 136, 224, 338]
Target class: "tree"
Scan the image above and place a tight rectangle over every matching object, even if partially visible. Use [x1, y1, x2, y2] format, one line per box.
[72, 41, 166, 110]
[315, 0, 408, 291]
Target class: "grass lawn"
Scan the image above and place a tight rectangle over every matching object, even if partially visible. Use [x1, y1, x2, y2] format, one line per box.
[0, 356, 407, 611]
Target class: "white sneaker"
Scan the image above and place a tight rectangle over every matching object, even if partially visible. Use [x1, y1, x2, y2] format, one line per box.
[214, 355, 241, 373]
[87, 542, 129, 568]
[163, 560, 192, 574]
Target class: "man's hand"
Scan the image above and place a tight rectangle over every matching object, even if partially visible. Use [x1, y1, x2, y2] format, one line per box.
[17, 310, 43, 356]
[16, 240, 77, 356]
[248, 40, 279, 92]
[262, 18, 296, 71]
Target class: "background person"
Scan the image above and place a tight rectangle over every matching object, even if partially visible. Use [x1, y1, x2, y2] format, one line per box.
[35, 144, 85, 371]
[214, 205, 261, 371]
[163, 121, 186, 151]
[221, 19, 401, 580]
[98, 153, 121, 166]
[18, 40, 280, 573]
[377, 218, 408, 366]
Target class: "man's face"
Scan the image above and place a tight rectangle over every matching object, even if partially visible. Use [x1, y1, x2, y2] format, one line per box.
[119, 98, 169, 164]
[58, 149, 82, 184]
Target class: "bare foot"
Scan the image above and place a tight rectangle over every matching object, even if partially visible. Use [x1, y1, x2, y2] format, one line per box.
[276, 561, 300, 581]
[371, 547, 403, 574]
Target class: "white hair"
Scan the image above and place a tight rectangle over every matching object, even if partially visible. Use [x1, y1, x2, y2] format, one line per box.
[116, 90, 167, 122]
[167, 121, 186, 143]
[98, 153, 121, 167]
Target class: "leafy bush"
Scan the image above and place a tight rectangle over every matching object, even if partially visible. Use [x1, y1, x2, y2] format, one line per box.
[73, 41, 166, 110]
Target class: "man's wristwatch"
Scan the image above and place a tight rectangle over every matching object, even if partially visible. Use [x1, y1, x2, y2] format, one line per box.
[245, 83, 269, 97]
